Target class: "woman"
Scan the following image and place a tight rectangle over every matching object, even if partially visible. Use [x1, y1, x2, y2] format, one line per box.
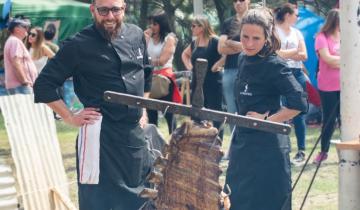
[144, 10, 181, 134]
[181, 15, 224, 137]
[225, 8, 307, 210]
[26, 27, 54, 73]
[313, 9, 340, 164]
[275, 3, 308, 163]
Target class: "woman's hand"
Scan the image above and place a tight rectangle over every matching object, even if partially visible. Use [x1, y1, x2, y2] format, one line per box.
[63, 107, 102, 127]
[246, 111, 269, 120]
[144, 28, 152, 45]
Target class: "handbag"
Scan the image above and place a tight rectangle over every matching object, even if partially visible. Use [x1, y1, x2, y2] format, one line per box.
[150, 74, 171, 99]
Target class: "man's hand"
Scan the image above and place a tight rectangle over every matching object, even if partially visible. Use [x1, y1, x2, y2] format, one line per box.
[63, 107, 102, 127]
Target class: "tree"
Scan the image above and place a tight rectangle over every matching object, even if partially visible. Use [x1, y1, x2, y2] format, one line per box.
[74, 0, 336, 70]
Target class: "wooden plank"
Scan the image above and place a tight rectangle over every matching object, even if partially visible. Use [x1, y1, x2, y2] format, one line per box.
[0, 95, 73, 210]
[335, 140, 360, 151]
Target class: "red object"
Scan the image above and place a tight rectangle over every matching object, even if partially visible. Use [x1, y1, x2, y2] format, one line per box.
[153, 68, 182, 104]
[306, 80, 321, 107]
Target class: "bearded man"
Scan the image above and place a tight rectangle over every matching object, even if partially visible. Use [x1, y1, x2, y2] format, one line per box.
[33, 0, 153, 209]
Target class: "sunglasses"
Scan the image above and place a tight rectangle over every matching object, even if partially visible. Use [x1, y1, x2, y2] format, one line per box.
[233, 0, 246, 3]
[29, 32, 37, 38]
[95, 6, 125, 16]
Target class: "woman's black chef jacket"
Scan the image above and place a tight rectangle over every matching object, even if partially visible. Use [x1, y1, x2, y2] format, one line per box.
[33, 23, 153, 210]
[225, 53, 308, 210]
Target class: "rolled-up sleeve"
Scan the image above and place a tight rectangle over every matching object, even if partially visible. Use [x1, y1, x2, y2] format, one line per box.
[34, 40, 78, 103]
[273, 66, 308, 112]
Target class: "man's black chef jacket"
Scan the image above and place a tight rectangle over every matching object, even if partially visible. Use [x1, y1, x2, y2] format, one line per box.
[34, 23, 152, 122]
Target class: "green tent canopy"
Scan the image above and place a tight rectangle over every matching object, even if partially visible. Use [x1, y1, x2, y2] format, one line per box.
[1, 0, 93, 42]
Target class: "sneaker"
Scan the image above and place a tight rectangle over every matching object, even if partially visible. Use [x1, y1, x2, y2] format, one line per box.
[293, 151, 306, 163]
[313, 152, 328, 164]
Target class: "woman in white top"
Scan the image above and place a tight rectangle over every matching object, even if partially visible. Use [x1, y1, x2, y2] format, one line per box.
[26, 27, 54, 73]
[144, 10, 182, 134]
[275, 3, 308, 164]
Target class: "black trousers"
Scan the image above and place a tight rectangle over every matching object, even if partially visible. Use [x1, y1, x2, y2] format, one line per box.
[147, 82, 176, 134]
[319, 90, 340, 152]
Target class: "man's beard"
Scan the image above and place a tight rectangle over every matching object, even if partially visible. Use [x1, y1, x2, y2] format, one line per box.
[95, 18, 121, 40]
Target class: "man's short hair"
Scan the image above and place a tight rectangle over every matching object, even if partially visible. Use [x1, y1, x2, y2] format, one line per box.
[92, 0, 124, 5]
[8, 18, 31, 33]
[44, 23, 57, 40]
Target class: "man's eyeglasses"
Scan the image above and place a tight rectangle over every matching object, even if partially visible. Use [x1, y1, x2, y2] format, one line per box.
[95, 6, 125, 16]
[233, 0, 246, 3]
[29, 32, 37, 38]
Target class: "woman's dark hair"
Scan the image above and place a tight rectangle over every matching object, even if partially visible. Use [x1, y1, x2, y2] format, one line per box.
[239, 8, 281, 57]
[148, 10, 172, 42]
[274, 3, 297, 24]
[320, 9, 339, 36]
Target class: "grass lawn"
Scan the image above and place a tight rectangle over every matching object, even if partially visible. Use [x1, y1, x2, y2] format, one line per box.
[0, 114, 340, 210]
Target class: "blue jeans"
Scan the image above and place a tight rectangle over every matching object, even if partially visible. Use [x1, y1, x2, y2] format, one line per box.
[222, 68, 238, 115]
[291, 68, 307, 151]
[222, 68, 238, 158]
[7, 85, 33, 95]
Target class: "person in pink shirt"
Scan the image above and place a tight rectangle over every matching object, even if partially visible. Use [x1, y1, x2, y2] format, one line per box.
[313, 9, 340, 164]
[4, 18, 37, 95]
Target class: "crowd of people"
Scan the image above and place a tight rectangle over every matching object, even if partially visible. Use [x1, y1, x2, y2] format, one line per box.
[1, 0, 341, 209]
[2, 18, 58, 95]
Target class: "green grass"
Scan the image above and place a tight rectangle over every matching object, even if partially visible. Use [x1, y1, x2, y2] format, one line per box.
[0, 113, 340, 209]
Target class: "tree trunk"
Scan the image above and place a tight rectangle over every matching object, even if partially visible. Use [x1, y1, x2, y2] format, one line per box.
[139, 0, 149, 29]
[338, 1, 360, 210]
[213, 0, 226, 27]
[161, 0, 187, 71]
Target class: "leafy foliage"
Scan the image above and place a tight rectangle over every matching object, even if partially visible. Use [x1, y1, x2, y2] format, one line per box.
[74, 0, 336, 70]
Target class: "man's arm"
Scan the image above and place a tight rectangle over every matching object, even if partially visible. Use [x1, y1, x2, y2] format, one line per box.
[11, 56, 32, 85]
[48, 100, 101, 127]
[218, 35, 243, 55]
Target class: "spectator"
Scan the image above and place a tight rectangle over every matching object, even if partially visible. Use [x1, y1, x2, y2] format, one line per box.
[218, 0, 250, 159]
[275, 3, 308, 163]
[225, 8, 307, 210]
[44, 23, 60, 53]
[182, 15, 225, 137]
[26, 27, 55, 73]
[144, 9, 182, 134]
[313, 9, 340, 164]
[218, 0, 250, 117]
[3, 18, 37, 95]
